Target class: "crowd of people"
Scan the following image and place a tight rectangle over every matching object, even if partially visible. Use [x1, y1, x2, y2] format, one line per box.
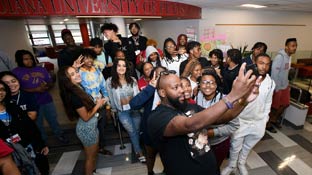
[0, 21, 298, 175]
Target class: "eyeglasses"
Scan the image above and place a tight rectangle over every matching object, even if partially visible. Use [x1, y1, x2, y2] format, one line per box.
[201, 80, 216, 87]
[159, 70, 176, 76]
[156, 70, 177, 88]
[166, 45, 176, 49]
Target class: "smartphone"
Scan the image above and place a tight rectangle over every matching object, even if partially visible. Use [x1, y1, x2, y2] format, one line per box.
[244, 64, 259, 77]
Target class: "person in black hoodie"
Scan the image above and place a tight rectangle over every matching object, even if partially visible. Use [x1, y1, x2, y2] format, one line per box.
[0, 80, 49, 175]
[101, 23, 135, 65]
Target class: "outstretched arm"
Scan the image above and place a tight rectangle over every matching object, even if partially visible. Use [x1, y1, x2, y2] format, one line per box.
[164, 63, 259, 137]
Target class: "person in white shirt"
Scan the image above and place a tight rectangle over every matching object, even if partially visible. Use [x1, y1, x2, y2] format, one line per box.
[222, 53, 275, 175]
[161, 38, 187, 75]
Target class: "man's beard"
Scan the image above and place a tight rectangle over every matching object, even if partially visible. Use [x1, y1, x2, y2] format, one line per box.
[167, 95, 188, 111]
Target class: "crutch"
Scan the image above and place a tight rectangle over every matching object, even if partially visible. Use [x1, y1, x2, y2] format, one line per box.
[111, 112, 126, 149]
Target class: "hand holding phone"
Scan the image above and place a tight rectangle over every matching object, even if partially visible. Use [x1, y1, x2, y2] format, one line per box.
[244, 64, 259, 77]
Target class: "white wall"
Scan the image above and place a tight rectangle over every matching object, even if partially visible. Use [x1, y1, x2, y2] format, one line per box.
[199, 9, 312, 52]
[141, 9, 312, 61]
[0, 19, 32, 61]
[141, 19, 199, 49]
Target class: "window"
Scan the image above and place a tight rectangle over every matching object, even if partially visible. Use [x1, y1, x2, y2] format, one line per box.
[52, 24, 88, 45]
[26, 25, 51, 46]
[25, 23, 91, 46]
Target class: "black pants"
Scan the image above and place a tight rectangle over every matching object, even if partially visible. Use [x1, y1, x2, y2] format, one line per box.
[35, 153, 49, 175]
[97, 108, 107, 148]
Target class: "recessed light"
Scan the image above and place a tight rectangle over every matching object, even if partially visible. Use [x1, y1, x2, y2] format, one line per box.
[240, 4, 267, 8]
[59, 21, 64, 24]
[64, 18, 69, 21]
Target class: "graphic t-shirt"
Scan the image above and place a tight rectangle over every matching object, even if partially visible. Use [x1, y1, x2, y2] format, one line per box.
[148, 104, 217, 175]
[11, 90, 38, 112]
[12, 66, 53, 105]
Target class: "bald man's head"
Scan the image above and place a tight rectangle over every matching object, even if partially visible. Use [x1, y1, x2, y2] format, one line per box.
[157, 73, 178, 89]
[157, 73, 187, 110]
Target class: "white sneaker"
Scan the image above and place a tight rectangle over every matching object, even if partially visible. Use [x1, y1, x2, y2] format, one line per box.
[221, 166, 236, 175]
[238, 163, 248, 175]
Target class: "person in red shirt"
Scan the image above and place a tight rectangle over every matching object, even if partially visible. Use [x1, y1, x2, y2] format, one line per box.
[180, 77, 196, 104]
[138, 62, 153, 91]
[0, 139, 21, 175]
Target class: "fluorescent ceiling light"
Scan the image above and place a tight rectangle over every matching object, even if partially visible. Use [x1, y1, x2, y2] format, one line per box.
[76, 16, 161, 19]
[133, 19, 142, 21]
[240, 4, 267, 8]
[59, 21, 64, 24]
[64, 18, 69, 21]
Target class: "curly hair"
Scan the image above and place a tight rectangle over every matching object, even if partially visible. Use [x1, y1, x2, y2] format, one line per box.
[15, 50, 37, 67]
[197, 69, 224, 103]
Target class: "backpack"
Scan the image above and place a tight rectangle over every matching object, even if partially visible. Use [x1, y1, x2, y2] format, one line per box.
[6, 142, 40, 175]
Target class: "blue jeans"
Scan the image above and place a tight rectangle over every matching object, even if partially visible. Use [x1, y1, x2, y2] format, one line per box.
[118, 110, 142, 153]
[37, 102, 62, 141]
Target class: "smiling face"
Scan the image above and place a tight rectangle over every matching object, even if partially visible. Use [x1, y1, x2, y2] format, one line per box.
[191, 64, 202, 80]
[179, 35, 187, 46]
[149, 52, 158, 62]
[1, 75, 20, 95]
[0, 83, 7, 103]
[67, 67, 81, 84]
[181, 78, 192, 100]
[210, 54, 219, 66]
[82, 56, 94, 68]
[199, 75, 217, 100]
[130, 25, 139, 36]
[143, 63, 153, 78]
[165, 41, 177, 55]
[116, 60, 127, 76]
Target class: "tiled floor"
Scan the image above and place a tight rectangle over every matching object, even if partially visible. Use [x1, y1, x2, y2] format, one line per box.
[39, 57, 312, 175]
[45, 121, 312, 175]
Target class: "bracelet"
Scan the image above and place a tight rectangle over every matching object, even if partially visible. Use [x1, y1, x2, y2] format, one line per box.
[222, 97, 234, 109]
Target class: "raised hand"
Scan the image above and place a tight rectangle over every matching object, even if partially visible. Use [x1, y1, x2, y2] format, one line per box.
[72, 55, 84, 69]
[149, 71, 158, 88]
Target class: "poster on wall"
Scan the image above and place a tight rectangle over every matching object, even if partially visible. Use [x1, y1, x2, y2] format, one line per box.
[186, 26, 196, 41]
[200, 27, 231, 59]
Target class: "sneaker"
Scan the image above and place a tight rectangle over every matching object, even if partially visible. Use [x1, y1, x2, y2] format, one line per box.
[221, 166, 236, 175]
[138, 155, 146, 163]
[238, 163, 248, 175]
[57, 135, 69, 144]
[266, 126, 277, 133]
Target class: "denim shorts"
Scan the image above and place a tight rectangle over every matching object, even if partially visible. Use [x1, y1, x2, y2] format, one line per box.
[76, 116, 99, 147]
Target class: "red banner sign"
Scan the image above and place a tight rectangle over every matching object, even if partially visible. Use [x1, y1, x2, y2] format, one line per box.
[0, 0, 201, 19]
